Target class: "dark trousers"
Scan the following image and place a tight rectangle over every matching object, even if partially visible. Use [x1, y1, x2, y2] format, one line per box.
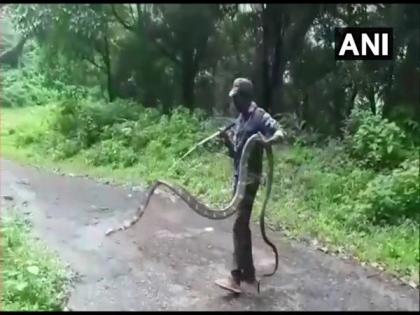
[230, 174, 260, 283]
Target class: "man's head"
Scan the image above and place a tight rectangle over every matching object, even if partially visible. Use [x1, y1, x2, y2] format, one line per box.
[229, 78, 253, 114]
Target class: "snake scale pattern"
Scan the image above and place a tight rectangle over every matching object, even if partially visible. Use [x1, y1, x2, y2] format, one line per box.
[105, 132, 278, 278]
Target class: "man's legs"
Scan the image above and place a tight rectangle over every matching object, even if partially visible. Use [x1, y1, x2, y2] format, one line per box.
[215, 177, 259, 293]
[231, 180, 259, 283]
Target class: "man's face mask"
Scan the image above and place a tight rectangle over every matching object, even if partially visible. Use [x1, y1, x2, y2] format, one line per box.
[232, 94, 249, 113]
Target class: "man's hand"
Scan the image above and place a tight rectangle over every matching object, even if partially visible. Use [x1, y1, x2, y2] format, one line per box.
[218, 128, 232, 143]
[272, 129, 287, 142]
[258, 129, 287, 147]
[219, 127, 235, 158]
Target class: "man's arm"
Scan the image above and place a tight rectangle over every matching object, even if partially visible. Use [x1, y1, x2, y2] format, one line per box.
[220, 130, 235, 157]
[258, 111, 287, 145]
[219, 124, 237, 158]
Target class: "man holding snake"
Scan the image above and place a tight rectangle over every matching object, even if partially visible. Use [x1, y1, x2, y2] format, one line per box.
[215, 78, 286, 294]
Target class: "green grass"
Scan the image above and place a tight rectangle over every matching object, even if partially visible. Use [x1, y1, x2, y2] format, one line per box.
[1, 105, 419, 287]
[1, 210, 71, 311]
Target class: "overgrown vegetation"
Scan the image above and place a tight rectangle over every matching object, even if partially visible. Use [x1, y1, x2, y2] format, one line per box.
[1, 211, 71, 311]
[2, 95, 419, 285]
[0, 3, 419, 290]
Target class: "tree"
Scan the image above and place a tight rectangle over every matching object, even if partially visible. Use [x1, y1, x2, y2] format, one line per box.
[380, 4, 419, 120]
[111, 4, 222, 110]
[249, 4, 320, 113]
[9, 4, 118, 101]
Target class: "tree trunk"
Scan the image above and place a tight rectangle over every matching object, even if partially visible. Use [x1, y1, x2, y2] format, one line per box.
[252, 38, 264, 109]
[384, 63, 396, 116]
[261, 10, 271, 112]
[333, 88, 343, 135]
[181, 49, 198, 111]
[181, 61, 195, 111]
[256, 5, 319, 114]
[268, 7, 285, 114]
[367, 85, 376, 115]
[302, 91, 310, 126]
[0, 37, 27, 67]
[103, 34, 115, 102]
[347, 85, 358, 117]
[272, 57, 287, 114]
[182, 72, 195, 111]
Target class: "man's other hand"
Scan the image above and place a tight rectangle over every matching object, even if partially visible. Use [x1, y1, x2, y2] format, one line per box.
[218, 128, 231, 143]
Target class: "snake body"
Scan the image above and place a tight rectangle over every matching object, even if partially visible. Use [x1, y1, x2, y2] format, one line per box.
[105, 132, 278, 278]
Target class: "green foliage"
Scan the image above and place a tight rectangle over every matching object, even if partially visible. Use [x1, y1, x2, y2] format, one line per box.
[0, 68, 59, 108]
[343, 107, 409, 170]
[46, 135, 83, 161]
[0, 10, 20, 53]
[37, 95, 209, 168]
[5, 3, 418, 128]
[85, 139, 139, 168]
[350, 158, 420, 225]
[2, 213, 70, 311]
[276, 112, 323, 146]
[35, 48, 98, 89]
[83, 105, 207, 168]
[2, 2, 419, 287]
[3, 103, 420, 284]
[264, 143, 418, 282]
[388, 105, 420, 146]
[15, 126, 46, 147]
[46, 97, 143, 157]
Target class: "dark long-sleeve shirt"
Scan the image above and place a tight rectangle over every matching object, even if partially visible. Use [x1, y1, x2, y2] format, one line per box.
[224, 102, 280, 188]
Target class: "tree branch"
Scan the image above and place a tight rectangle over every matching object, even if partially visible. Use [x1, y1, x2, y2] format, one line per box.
[283, 6, 319, 59]
[84, 55, 105, 71]
[192, 37, 208, 74]
[0, 36, 28, 67]
[152, 38, 182, 65]
[128, 4, 136, 25]
[111, 4, 136, 33]
[132, 4, 181, 65]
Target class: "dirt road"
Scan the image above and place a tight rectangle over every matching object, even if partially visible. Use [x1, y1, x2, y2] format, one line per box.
[1, 158, 418, 311]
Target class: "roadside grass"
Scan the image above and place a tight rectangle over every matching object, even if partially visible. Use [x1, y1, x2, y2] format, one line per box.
[1, 210, 72, 311]
[1, 105, 419, 286]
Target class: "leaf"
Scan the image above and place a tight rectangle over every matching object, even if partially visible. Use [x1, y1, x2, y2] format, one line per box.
[27, 265, 40, 275]
[16, 281, 28, 291]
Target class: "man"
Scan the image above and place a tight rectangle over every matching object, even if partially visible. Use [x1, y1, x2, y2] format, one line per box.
[215, 78, 286, 294]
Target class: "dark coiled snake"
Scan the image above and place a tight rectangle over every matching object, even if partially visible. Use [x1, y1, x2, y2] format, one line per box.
[105, 129, 278, 281]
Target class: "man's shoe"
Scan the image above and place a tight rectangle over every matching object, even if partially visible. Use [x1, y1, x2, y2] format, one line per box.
[214, 277, 241, 294]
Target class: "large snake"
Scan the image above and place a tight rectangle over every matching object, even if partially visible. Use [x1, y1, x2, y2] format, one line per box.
[105, 129, 278, 279]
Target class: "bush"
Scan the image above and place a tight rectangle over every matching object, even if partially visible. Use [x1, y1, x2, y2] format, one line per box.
[2, 213, 70, 310]
[46, 136, 83, 160]
[47, 97, 144, 153]
[351, 158, 420, 225]
[388, 105, 420, 147]
[84, 139, 139, 168]
[338, 158, 420, 227]
[15, 127, 46, 148]
[0, 68, 59, 108]
[276, 112, 321, 146]
[83, 106, 207, 168]
[343, 107, 408, 170]
[3, 101, 419, 284]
